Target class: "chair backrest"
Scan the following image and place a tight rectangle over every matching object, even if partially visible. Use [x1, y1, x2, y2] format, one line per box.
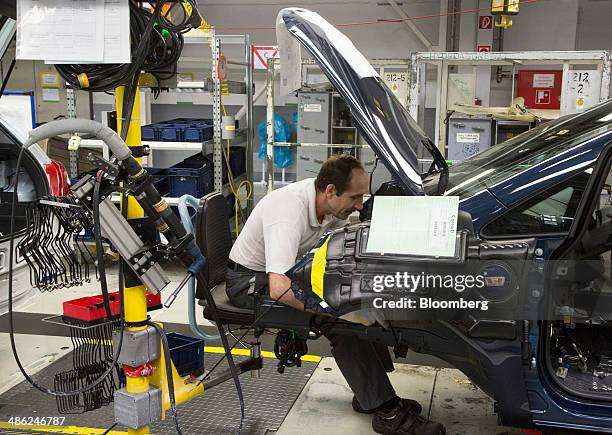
[194, 192, 232, 299]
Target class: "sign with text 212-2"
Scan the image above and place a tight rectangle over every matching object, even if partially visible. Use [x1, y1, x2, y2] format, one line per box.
[252, 46, 280, 70]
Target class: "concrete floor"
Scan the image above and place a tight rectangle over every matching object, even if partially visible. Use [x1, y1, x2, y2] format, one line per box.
[0, 265, 520, 435]
[278, 358, 518, 435]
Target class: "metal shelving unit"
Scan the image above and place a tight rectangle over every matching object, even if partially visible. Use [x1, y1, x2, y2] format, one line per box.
[408, 50, 612, 152]
[108, 174, 246, 206]
[76, 31, 254, 213]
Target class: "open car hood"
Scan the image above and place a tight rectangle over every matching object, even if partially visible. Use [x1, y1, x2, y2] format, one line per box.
[277, 8, 447, 195]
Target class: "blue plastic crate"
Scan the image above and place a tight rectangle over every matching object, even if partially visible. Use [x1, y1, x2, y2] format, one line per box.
[184, 124, 213, 142]
[141, 125, 159, 141]
[166, 332, 205, 377]
[206, 146, 246, 183]
[146, 167, 170, 196]
[159, 124, 185, 142]
[167, 155, 213, 198]
[184, 126, 204, 142]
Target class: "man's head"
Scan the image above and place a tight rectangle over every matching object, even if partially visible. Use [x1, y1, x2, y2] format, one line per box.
[315, 154, 369, 220]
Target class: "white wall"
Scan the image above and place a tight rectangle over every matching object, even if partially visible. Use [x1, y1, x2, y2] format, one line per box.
[2, 47, 91, 123]
[198, 0, 441, 57]
[502, 0, 579, 51]
[576, 0, 612, 50]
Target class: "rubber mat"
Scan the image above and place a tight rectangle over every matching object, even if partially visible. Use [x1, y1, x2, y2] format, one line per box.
[0, 350, 319, 434]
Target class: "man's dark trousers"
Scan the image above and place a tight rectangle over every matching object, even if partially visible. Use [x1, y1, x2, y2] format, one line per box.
[225, 267, 397, 410]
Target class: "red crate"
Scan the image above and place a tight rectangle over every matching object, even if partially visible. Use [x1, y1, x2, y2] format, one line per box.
[146, 291, 162, 311]
[62, 294, 120, 322]
[63, 291, 162, 321]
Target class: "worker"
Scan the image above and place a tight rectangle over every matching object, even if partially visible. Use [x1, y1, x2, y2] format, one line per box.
[225, 154, 446, 435]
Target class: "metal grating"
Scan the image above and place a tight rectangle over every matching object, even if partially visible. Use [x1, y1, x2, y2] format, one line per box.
[0, 350, 318, 434]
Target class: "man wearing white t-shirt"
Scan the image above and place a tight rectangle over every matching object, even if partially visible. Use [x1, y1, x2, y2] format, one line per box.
[227, 154, 445, 435]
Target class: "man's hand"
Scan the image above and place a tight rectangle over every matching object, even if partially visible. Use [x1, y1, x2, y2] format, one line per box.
[269, 273, 305, 311]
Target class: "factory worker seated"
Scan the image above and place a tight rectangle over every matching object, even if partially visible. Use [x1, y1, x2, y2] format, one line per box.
[225, 154, 446, 435]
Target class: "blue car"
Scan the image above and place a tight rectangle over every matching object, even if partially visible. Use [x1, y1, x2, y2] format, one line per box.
[258, 8, 612, 434]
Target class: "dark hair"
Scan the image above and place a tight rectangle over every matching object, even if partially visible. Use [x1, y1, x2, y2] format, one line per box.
[315, 154, 365, 195]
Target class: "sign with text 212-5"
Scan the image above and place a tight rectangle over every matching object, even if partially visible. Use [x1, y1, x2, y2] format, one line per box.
[252, 45, 280, 70]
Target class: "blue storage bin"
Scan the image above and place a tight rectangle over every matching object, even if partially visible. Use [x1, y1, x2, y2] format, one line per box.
[166, 332, 205, 377]
[184, 124, 214, 142]
[142, 119, 215, 143]
[141, 125, 159, 141]
[229, 146, 246, 178]
[206, 147, 246, 183]
[200, 124, 213, 141]
[184, 126, 204, 142]
[167, 155, 213, 198]
[159, 124, 184, 141]
[146, 167, 170, 196]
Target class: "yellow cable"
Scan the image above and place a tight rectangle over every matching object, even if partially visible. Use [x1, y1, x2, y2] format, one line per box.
[224, 138, 253, 238]
[221, 91, 253, 237]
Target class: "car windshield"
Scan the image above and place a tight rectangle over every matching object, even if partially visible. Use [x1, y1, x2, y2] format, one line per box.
[423, 100, 612, 198]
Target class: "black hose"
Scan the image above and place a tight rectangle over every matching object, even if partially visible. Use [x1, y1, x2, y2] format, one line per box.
[7, 146, 126, 397]
[93, 173, 113, 319]
[0, 58, 16, 99]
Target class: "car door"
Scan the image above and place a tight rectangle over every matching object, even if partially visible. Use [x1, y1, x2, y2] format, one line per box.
[520, 140, 612, 433]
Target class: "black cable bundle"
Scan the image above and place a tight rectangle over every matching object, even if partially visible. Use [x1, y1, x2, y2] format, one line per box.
[274, 330, 308, 374]
[54, 1, 202, 93]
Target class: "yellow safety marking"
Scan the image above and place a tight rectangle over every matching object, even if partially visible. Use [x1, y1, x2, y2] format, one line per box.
[153, 199, 168, 213]
[83, 338, 113, 346]
[310, 238, 330, 300]
[204, 346, 322, 363]
[0, 422, 126, 434]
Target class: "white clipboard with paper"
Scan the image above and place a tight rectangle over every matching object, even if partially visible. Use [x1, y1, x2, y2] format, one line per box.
[366, 196, 460, 258]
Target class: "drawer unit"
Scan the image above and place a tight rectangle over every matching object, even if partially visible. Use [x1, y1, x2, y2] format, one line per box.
[296, 146, 328, 180]
[297, 92, 331, 144]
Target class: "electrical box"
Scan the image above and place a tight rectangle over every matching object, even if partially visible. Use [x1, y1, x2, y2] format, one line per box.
[447, 116, 493, 161]
[517, 70, 562, 110]
[495, 120, 532, 145]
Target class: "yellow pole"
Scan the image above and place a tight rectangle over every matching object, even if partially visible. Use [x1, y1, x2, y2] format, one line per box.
[116, 85, 151, 435]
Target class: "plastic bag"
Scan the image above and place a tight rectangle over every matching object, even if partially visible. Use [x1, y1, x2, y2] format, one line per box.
[258, 113, 294, 168]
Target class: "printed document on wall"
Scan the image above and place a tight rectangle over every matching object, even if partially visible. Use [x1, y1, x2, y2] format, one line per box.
[17, 0, 105, 62]
[101, 0, 130, 63]
[367, 196, 460, 258]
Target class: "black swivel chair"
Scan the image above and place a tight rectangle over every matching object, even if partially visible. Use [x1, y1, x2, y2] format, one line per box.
[195, 192, 255, 325]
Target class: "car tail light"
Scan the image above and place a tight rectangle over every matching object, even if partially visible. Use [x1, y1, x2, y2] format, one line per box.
[44, 160, 71, 196]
